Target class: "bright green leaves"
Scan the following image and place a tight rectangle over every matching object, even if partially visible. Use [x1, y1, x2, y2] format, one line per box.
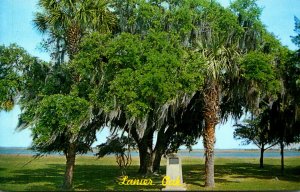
[168, 1, 196, 38]
[0, 45, 21, 110]
[230, 0, 262, 26]
[33, 94, 90, 150]
[240, 51, 280, 94]
[181, 50, 205, 92]
[134, 0, 165, 32]
[39, 95, 89, 134]
[104, 31, 205, 118]
[72, 30, 205, 119]
[71, 32, 112, 105]
[72, 32, 111, 79]
[0, 44, 35, 111]
[107, 33, 142, 70]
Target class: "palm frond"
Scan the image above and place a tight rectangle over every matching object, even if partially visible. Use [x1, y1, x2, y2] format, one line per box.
[33, 12, 49, 33]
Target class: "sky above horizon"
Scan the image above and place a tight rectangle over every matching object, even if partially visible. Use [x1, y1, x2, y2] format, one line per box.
[0, 0, 299, 149]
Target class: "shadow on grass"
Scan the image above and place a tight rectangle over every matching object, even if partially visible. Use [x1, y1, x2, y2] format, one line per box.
[0, 163, 165, 191]
[0, 164, 65, 191]
[74, 164, 166, 191]
[1, 160, 299, 191]
[216, 163, 300, 182]
[182, 164, 205, 187]
[182, 161, 300, 187]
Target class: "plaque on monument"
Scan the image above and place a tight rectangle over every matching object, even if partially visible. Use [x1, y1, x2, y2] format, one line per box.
[169, 157, 179, 164]
[162, 153, 186, 191]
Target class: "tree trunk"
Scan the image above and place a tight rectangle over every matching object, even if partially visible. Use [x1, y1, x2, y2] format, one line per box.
[67, 24, 81, 59]
[203, 121, 216, 187]
[259, 144, 264, 168]
[152, 125, 173, 173]
[203, 82, 219, 188]
[63, 143, 76, 190]
[136, 127, 155, 175]
[280, 141, 284, 175]
[138, 141, 154, 174]
[129, 110, 156, 175]
[152, 146, 164, 173]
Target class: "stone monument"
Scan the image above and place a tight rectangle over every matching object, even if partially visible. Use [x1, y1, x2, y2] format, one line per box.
[162, 153, 186, 191]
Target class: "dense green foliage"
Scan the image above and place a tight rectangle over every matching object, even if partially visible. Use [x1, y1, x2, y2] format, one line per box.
[81, 31, 205, 119]
[1, 0, 300, 189]
[0, 45, 35, 111]
[240, 52, 279, 93]
[32, 94, 91, 153]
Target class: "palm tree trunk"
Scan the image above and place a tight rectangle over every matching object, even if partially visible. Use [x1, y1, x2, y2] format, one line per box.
[66, 24, 81, 59]
[203, 81, 219, 188]
[63, 143, 76, 190]
[203, 121, 216, 187]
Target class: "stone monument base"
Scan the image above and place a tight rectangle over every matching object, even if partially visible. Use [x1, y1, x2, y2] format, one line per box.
[162, 153, 186, 191]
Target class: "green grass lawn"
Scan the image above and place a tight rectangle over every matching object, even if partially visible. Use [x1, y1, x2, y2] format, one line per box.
[0, 155, 299, 191]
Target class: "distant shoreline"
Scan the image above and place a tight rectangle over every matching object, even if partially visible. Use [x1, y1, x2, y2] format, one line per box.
[1, 147, 299, 158]
[0, 146, 299, 152]
[1, 146, 298, 150]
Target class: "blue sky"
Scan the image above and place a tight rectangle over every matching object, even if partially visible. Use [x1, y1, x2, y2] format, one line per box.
[0, 0, 299, 149]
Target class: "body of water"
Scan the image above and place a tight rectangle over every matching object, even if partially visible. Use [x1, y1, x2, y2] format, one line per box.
[0, 147, 299, 158]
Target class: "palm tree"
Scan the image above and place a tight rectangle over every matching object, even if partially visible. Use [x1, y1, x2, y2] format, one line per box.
[193, 0, 264, 187]
[202, 46, 241, 187]
[34, 0, 116, 60]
